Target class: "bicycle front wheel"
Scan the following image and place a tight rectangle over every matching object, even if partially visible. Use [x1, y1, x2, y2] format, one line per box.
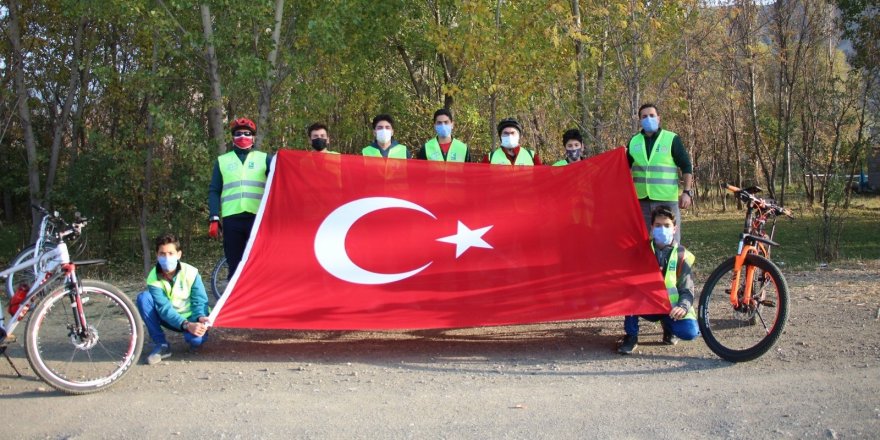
[25, 280, 144, 394]
[698, 254, 789, 362]
[210, 257, 228, 303]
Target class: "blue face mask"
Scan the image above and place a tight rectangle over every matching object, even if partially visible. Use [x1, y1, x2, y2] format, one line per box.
[435, 124, 452, 138]
[652, 226, 674, 246]
[157, 255, 179, 272]
[641, 116, 659, 133]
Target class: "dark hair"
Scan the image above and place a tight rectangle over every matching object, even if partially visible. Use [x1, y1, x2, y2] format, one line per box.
[650, 205, 676, 225]
[562, 129, 583, 146]
[638, 103, 658, 117]
[433, 108, 453, 122]
[154, 232, 181, 253]
[307, 122, 328, 137]
[372, 114, 394, 129]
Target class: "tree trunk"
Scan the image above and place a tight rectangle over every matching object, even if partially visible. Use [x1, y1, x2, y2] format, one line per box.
[570, 0, 591, 152]
[139, 38, 160, 276]
[8, 0, 42, 240]
[201, 4, 226, 155]
[44, 16, 86, 205]
[256, 0, 285, 150]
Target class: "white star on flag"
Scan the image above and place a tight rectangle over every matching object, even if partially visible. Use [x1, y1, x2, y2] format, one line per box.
[436, 221, 494, 258]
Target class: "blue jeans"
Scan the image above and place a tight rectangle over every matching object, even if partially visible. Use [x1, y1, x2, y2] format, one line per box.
[624, 314, 699, 340]
[136, 292, 207, 348]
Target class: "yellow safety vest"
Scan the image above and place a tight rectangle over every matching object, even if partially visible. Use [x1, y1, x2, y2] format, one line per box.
[424, 138, 468, 162]
[489, 148, 535, 166]
[629, 129, 679, 201]
[218, 150, 268, 216]
[653, 242, 696, 320]
[362, 144, 408, 159]
[552, 159, 568, 166]
[146, 262, 199, 319]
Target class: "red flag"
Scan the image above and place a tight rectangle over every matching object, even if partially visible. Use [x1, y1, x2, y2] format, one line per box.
[209, 148, 670, 330]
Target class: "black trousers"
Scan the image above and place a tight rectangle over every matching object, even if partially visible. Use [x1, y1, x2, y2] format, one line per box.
[222, 214, 256, 280]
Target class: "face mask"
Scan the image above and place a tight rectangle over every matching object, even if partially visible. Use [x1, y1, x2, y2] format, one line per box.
[375, 129, 392, 144]
[233, 137, 254, 149]
[641, 116, 659, 133]
[500, 134, 519, 149]
[652, 226, 674, 246]
[157, 255, 179, 272]
[435, 124, 452, 138]
[566, 148, 582, 162]
[311, 138, 328, 151]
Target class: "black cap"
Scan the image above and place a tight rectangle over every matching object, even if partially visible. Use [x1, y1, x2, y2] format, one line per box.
[497, 118, 522, 136]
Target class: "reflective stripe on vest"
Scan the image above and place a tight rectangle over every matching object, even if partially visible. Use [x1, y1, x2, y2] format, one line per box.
[362, 144, 408, 159]
[218, 150, 268, 216]
[629, 129, 679, 201]
[424, 138, 468, 162]
[489, 148, 535, 165]
[146, 262, 199, 319]
[655, 242, 697, 321]
[552, 159, 568, 166]
[321, 150, 340, 154]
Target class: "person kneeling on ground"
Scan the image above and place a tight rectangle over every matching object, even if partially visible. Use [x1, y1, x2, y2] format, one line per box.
[618, 205, 699, 354]
[137, 232, 210, 365]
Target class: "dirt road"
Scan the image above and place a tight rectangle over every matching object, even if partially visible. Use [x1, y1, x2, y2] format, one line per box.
[3, 262, 879, 439]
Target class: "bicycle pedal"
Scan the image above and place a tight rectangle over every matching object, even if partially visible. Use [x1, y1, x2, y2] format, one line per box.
[758, 300, 776, 307]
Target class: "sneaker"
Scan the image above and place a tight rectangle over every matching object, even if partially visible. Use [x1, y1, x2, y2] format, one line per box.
[662, 323, 679, 346]
[146, 344, 172, 365]
[617, 335, 638, 355]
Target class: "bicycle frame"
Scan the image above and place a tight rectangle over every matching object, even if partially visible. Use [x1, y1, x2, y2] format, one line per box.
[728, 193, 781, 310]
[0, 243, 69, 337]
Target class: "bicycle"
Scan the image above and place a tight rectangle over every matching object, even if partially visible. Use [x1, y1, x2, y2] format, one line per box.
[0, 206, 144, 394]
[698, 184, 792, 362]
[210, 256, 228, 303]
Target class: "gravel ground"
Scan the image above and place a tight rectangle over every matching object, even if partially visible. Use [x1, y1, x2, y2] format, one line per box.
[2, 261, 879, 439]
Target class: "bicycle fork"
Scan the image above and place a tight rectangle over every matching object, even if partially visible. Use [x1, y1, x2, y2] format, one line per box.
[63, 264, 95, 346]
[730, 243, 758, 311]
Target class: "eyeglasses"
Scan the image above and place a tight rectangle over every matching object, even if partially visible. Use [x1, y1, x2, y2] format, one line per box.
[233, 131, 254, 137]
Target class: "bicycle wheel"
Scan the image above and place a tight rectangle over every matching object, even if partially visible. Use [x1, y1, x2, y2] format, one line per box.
[210, 257, 229, 302]
[698, 254, 789, 362]
[24, 280, 144, 394]
[5, 243, 55, 295]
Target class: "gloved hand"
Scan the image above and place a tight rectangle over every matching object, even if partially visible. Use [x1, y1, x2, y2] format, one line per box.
[208, 221, 221, 239]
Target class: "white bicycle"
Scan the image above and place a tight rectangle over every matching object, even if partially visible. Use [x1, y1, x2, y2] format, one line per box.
[0, 206, 143, 394]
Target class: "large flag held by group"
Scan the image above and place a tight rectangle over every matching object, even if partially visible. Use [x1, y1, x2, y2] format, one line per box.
[208, 148, 671, 330]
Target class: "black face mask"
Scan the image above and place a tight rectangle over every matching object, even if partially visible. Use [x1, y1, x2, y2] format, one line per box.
[311, 138, 328, 151]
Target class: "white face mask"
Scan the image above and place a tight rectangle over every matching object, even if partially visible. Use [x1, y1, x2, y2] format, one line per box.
[375, 129, 392, 144]
[500, 134, 519, 149]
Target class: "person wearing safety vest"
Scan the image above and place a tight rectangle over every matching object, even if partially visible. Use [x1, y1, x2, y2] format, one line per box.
[136, 232, 210, 365]
[307, 122, 339, 154]
[482, 117, 542, 165]
[207, 117, 272, 281]
[362, 114, 411, 159]
[416, 108, 470, 162]
[628, 103, 694, 243]
[552, 129, 585, 166]
[618, 205, 699, 355]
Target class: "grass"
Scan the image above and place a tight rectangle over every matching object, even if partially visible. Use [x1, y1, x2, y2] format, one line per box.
[683, 194, 880, 271]
[2, 195, 878, 283]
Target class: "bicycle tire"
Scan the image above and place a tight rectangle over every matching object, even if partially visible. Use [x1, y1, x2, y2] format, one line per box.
[24, 280, 144, 394]
[5, 243, 54, 295]
[698, 254, 789, 362]
[210, 257, 228, 302]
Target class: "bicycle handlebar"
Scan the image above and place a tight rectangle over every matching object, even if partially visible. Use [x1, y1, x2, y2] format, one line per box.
[723, 184, 793, 218]
[31, 204, 89, 237]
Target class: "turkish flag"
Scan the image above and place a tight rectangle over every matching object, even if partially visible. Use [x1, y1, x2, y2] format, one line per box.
[209, 148, 670, 330]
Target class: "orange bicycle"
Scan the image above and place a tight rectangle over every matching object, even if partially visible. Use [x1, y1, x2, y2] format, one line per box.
[698, 184, 792, 362]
